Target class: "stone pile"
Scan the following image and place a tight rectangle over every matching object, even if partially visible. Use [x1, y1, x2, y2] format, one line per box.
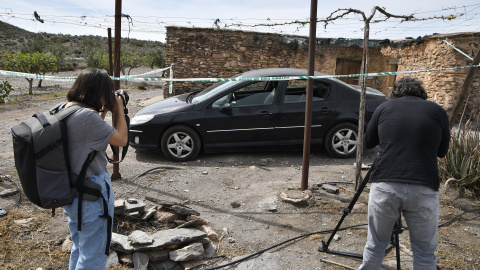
[64, 197, 219, 270]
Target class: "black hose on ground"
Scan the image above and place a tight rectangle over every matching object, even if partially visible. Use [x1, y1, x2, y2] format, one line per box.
[134, 167, 480, 270]
[135, 166, 182, 178]
[1, 174, 21, 206]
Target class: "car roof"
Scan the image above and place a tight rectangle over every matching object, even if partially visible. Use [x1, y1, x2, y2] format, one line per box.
[239, 68, 385, 97]
[240, 68, 325, 78]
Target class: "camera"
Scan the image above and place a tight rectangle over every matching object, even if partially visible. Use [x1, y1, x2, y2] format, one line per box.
[116, 90, 129, 106]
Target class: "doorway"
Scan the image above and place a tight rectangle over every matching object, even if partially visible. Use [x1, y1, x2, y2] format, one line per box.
[335, 58, 362, 85]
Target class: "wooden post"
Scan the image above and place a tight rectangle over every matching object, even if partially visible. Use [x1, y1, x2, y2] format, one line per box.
[111, 0, 122, 180]
[448, 49, 480, 128]
[107, 28, 113, 76]
[301, 0, 318, 191]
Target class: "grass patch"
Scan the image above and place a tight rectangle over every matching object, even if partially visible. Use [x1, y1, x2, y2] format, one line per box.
[137, 81, 148, 90]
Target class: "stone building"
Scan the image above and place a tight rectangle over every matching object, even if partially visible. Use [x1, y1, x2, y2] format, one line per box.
[165, 26, 480, 116]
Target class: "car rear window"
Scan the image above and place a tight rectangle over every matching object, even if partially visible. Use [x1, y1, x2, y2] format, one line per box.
[283, 80, 331, 103]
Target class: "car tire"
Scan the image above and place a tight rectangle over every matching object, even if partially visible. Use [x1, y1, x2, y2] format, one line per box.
[161, 125, 201, 161]
[324, 122, 358, 158]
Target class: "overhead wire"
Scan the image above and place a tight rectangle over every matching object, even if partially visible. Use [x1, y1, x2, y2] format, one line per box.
[1, 4, 479, 41]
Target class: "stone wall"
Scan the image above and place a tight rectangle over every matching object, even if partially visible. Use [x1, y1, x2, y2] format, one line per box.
[165, 27, 375, 94]
[165, 26, 480, 116]
[380, 33, 480, 114]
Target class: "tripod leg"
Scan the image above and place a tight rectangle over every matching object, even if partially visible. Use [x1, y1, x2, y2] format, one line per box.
[393, 218, 403, 270]
[395, 233, 401, 270]
[319, 173, 370, 252]
[318, 163, 376, 256]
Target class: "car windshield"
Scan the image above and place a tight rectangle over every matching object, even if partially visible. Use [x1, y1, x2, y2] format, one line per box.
[191, 75, 242, 103]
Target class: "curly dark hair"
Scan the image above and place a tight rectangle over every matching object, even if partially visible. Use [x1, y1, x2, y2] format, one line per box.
[389, 76, 428, 100]
[67, 68, 118, 112]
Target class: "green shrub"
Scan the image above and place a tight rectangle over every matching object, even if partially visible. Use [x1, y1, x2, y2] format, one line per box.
[20, 38, 46, 54]
[0, 80, 14, 104]
[439, 113, 480, 195]
[132, 39, 145, 47]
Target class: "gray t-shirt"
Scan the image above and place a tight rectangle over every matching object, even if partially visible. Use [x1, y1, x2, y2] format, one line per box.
[64, 107, 115, 178]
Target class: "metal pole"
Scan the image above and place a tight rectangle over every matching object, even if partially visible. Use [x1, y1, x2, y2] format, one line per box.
[111, 0, 122, 180]
[301, 0, 318, 191]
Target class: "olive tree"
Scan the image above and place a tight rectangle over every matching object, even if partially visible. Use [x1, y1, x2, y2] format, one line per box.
[143, 48, 166, 69]
[1, 51, 58, 94]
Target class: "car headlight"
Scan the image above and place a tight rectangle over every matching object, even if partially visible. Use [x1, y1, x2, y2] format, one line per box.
[130, 114, 154, 125]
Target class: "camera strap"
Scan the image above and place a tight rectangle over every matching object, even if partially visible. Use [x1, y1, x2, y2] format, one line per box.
[106, 92, 130, 164]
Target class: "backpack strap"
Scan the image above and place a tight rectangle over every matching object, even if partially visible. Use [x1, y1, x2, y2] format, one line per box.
[75, 151, 97, 232]
[75, 151, 112, 255]
[83, 185, 112, 255]
[49, 102, 84, 120]
[33, 113, 51, 127]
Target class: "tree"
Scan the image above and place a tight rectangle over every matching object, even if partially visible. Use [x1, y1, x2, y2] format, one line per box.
[20, 38, 64, 87]
[0, 51, 13, 69]
[143, 48, 166, 69]
[86, 47, 156, 85]
[120, 49, 143, 76]
[2, 51, 58, 94]
[322, 7, 413, 188]
[86, 48, 110, 70]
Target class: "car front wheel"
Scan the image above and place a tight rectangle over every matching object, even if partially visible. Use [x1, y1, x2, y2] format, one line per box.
[161, 125, 201, 161]
[324, 123, 358, 158]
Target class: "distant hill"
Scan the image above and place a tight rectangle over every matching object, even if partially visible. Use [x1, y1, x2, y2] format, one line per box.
[0, 20, 34, 38]
[0, 21, 164, 68]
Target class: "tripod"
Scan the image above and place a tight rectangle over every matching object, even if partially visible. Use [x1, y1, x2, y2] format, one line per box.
[318, 163, 405, 270]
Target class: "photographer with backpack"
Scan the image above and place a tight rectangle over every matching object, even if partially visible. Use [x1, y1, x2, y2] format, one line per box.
[62, 68, 128, 270]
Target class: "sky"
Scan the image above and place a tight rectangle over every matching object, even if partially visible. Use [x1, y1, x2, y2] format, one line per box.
[1, 0, 479, 42]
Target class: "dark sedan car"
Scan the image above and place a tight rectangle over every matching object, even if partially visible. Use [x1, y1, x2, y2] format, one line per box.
[129, 68, 385, 161]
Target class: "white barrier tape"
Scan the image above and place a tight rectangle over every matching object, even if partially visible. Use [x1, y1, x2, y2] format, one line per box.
[119, 64, 480, 82]
[122, 67, 171, 78]
[0, 68, 171, 81]
[0, 70, 77, 81]
[169, 64, 174, 95]
[443, 40, 474, 61]
[1, 64, 479, 83]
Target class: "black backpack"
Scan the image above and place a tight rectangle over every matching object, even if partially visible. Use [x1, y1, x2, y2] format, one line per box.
[11, 102, 111, 255]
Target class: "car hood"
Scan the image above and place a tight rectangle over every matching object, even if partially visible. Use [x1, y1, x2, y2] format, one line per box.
[135, 93, 194, 116]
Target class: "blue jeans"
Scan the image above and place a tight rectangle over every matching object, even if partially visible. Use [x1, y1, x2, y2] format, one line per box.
[63, 168, 114, 270]
[359, 182, 439, 270]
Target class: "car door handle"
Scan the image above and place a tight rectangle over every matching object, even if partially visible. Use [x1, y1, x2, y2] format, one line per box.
[261, 111, 273, 115]
[319, 107, 332, 113]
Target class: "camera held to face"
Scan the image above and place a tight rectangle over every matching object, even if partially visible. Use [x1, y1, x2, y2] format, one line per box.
[116, 90, 129, 106]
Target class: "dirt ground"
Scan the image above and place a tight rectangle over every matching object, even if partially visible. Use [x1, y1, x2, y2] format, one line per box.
[0, 70, 479, 270]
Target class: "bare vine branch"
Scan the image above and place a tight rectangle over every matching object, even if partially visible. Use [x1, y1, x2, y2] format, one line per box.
[222, 6, 460, 30]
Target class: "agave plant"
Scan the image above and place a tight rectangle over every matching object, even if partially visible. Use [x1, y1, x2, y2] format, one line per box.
[439, 113, 480, 195]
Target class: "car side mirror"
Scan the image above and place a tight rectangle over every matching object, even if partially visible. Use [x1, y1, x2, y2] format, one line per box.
[220, 102, 232, 115]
